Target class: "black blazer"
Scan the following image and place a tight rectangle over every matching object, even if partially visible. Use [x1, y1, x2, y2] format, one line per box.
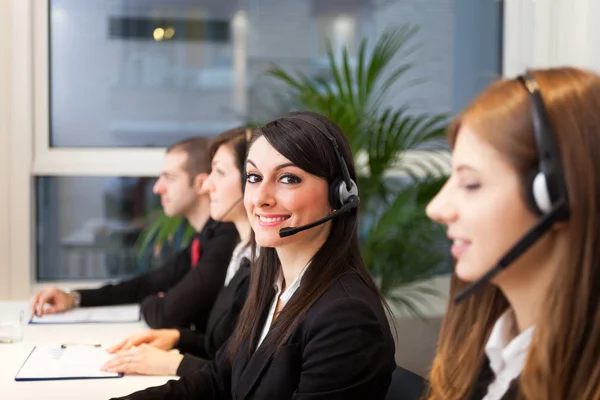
[113, 270, 396, 400]
[77, 220, 239, 330]
[468, 357, 520, 400]
[176, 257, 251, 376]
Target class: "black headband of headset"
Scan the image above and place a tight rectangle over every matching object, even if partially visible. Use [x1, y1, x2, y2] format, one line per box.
[284, 115, 355, 191]
[518, 70, 570, 216]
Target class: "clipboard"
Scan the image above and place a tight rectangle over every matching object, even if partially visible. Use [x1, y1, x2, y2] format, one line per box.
[29, 304, 141, 324]
[15, 345, 123, 381]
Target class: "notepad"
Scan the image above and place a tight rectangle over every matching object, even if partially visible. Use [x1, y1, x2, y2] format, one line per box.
[30, 304, 141, 324]
[15, 345, 122, 381]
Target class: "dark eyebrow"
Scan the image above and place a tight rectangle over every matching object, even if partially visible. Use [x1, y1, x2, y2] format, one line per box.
[246, 159, 297, 171]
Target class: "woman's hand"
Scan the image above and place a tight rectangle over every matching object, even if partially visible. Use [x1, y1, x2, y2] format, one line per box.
[107, 329, 180, 353]
[101, 344, 184, 376]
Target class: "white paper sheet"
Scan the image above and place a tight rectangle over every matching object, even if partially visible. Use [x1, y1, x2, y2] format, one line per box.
[15, 345, 121, 381]
[30, 304, 141, 324]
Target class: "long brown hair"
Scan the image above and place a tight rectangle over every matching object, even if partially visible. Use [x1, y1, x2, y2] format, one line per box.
[208, 127, 250, 179]
[428, 67, 600, 399]
[226, 111, 388, 360]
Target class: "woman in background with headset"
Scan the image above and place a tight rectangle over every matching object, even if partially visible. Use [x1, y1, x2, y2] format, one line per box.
[114, 111, 396, 400]
[426, 67, 600, 399]
[102, 128, 253, 377]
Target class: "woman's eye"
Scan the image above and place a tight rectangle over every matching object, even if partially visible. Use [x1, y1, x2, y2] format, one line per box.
[246, 173, 261, 183]
[280, 174, 301, 184]
[464, 183, 481, 191]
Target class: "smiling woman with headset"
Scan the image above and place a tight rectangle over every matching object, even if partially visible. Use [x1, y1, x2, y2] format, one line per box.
[114, 111, 396, 400]
[426, 67, 600, 399]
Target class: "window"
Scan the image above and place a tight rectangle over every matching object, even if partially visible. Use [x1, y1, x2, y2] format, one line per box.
[32, 0, 503, 282]
[36, 176, 167, 281]
[50, 0, 243, 147]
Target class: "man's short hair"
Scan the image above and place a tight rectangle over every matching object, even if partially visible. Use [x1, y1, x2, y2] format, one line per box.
[167, 137, 212, 183]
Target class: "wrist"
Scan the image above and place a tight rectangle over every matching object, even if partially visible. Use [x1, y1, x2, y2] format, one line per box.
[169, 353, 184, 375]
[65, 290, 81, 309]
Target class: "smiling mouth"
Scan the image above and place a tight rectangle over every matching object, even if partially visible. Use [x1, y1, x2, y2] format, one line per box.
[257, 215, 291, 227]
[450, 239, 471, 258]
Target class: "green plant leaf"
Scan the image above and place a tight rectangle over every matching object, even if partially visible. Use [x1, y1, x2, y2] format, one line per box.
[135, 209, 194, 262]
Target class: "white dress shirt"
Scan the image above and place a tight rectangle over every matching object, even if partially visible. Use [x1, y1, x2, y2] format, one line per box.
[483, 309, 535, 400]
[255, 263, 310, 350]
[223, 242, 253, 287]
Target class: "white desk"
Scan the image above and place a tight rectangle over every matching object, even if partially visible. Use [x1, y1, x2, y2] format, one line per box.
[0, 302, 176, 399]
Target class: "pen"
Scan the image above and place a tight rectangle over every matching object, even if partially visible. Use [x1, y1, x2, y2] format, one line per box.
[60, 343, 102, 348]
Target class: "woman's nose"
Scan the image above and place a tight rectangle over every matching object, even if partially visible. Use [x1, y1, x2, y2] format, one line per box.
[425, 182, 457, 224]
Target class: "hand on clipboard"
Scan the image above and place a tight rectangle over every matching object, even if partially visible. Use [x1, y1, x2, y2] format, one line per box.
[15, 344, 123, 381]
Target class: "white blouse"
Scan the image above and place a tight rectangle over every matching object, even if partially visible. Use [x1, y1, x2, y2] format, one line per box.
[223, 242, 253, 287]
[483, 309, 535, 400]
[255, 263, 310, 350]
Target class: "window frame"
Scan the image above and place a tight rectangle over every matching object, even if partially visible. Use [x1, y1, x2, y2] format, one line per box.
[33, 2, 165, 176]
[3, 0, 530, 299]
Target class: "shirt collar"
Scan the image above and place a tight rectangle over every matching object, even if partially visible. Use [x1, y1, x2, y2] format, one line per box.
[485, 309, 535, 376]
[273, 262, 310, 305]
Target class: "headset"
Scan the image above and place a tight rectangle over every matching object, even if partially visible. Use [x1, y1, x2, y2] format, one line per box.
[277, 115, 360, 238]
[454, 69, 571, 302]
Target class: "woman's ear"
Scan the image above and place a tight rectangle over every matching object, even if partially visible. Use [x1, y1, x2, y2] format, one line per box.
[194, 172, 209, 194]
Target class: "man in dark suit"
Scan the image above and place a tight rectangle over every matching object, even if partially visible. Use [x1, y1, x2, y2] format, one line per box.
[29, 137, 239, 331]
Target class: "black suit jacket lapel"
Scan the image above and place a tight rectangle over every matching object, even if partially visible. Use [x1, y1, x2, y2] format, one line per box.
[209, 258, 251, 325]
[234, 339, 276, 399]
[232, 299, 278, 399]
[502, 378, 520, 400]
[469, 356, 521, 400]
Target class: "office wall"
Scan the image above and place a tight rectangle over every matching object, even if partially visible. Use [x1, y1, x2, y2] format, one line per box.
[0, 1, 12, 299]
[503, 0, 600, 77]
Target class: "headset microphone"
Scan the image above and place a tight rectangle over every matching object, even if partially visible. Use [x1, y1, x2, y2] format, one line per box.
[217, 197, 243, 222]
[207, 197, 243, 231]
[279, 195, 360, 238]
[453, 200, 567, 302]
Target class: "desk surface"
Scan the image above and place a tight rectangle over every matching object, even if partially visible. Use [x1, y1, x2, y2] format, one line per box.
[0, 302, 174, 400]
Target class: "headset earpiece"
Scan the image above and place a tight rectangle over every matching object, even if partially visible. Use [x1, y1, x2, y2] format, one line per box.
[524, 170, 543, 216]
[329, 177, 359, 210]
[286, 114, 360, 212]
[529, 171, 552, 215]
